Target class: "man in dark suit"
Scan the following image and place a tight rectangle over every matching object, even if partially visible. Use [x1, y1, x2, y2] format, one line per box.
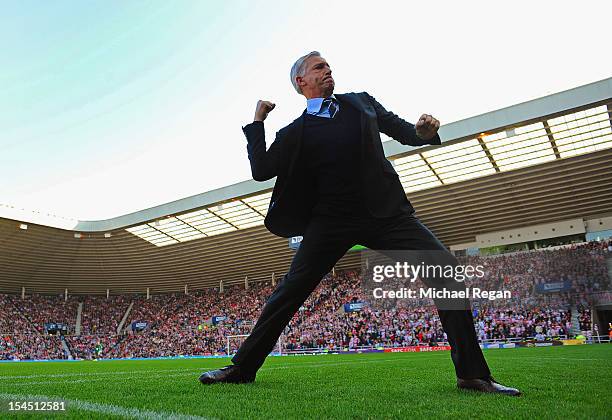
[199, 51, 520, 396]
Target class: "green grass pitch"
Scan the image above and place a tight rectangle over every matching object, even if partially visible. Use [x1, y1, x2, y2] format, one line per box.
[0, 345, 610, 419]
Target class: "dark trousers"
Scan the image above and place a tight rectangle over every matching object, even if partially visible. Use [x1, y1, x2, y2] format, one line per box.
[232, 212, 491, 379]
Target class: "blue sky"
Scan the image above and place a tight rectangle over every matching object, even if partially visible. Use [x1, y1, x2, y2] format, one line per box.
[2, 0, 611, 221]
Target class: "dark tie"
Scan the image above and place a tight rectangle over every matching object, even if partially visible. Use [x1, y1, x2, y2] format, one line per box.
[324, 98, 338, 118]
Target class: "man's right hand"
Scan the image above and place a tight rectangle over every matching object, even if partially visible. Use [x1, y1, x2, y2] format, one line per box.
[254, 100, 275, 122]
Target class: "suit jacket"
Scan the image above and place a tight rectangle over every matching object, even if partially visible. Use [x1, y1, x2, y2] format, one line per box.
[242, 92, 441, 238]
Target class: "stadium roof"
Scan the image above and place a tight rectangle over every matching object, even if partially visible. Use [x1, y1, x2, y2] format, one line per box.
[1, 77, 611, 294]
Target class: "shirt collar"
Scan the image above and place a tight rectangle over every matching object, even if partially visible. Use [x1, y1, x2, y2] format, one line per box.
[306, 94, 337, 114]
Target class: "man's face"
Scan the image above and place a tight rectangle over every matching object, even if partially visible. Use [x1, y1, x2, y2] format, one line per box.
[297, 56, 334, 98]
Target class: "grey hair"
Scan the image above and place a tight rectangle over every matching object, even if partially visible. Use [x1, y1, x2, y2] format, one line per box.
[290, 51, 321, 94]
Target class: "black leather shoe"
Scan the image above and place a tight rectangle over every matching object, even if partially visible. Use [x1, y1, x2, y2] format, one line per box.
[198, 365, 256, 385]
[457, 376, 521, 396]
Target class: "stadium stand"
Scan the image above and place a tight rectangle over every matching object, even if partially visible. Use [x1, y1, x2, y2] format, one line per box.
[1, 240, 609, 360]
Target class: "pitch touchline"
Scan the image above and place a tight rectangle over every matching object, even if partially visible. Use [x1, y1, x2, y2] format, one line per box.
[0, 392, 209, 420]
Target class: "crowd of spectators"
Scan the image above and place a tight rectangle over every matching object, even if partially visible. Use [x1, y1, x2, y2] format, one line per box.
[0, 240, 609, 360]
[473, 307, 572, 341]
[112, 283, 273, 358]
[0, 295, 68, 360]
[0, 294, 35, 335]
[80, 295, 130, 335]
[6, 294, 79, 335]
[0, 334, 66, 361]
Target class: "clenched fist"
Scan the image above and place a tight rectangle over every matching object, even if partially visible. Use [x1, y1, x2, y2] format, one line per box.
[415, 114, 440, 140]
[254, 100, 276, 122]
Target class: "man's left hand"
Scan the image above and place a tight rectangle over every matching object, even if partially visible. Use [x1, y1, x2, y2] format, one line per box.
[415, 114, 440, 140]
